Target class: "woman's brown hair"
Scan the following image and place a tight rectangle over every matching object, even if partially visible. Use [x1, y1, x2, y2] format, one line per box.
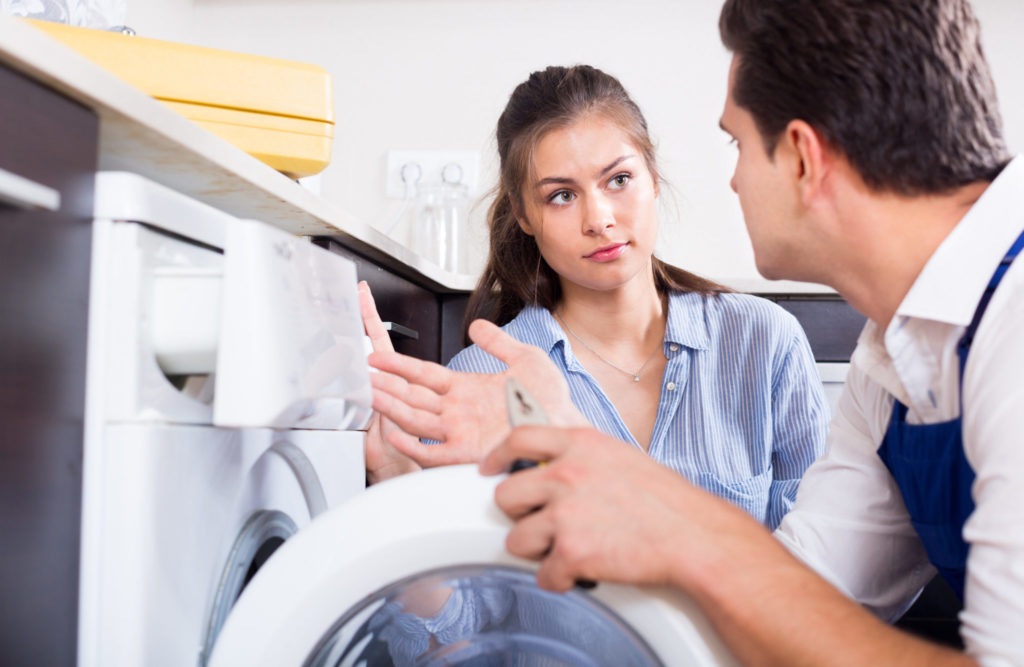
[463, 65, 725, 343]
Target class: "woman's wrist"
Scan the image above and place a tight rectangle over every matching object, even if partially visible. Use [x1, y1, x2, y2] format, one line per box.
[366, 457, 421, 485]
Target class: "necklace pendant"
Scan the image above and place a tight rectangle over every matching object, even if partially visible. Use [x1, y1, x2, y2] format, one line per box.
[633, 375, 640, 383]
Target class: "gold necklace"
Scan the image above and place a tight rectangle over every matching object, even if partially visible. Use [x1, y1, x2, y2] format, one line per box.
[555, 311, 663, 383]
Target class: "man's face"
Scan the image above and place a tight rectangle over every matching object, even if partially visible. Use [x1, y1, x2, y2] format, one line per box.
[719, 55, 801, 281]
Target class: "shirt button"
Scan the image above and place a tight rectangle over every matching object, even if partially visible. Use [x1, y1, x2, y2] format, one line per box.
[666, 382, 677, 391]
[669, 344, 679, 352]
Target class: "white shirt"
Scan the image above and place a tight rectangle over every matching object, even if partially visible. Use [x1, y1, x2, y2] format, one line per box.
[775, 156, 1024, 665]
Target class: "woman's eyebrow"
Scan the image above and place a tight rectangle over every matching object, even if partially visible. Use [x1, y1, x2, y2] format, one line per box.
[534, 155, 636, 189]
[598, 155, 635, 177]
[535, 175, 575, 188]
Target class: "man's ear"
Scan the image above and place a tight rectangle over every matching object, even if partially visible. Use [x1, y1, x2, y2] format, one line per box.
[783, 119, 828, 205]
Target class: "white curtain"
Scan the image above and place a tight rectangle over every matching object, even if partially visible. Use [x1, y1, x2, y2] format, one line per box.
[1, 0, 127, 29]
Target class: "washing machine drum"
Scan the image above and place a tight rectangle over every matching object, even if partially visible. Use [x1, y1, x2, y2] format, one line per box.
[208, 465, 735, 666]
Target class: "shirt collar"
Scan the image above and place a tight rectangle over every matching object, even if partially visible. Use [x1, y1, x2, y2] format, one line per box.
[896, 155, 1024, 326]
[665, 292, 710, 351]
[518, 305, 569, 353]
[522, 293, 711, 355]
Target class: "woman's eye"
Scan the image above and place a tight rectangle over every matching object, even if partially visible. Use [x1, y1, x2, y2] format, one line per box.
[609, 173, 631, 189]
[549, 190, 575, 205]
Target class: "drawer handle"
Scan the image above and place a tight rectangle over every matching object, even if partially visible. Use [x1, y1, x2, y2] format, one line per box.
[0, 167, 61, 212]
[383, 322, 419, 340]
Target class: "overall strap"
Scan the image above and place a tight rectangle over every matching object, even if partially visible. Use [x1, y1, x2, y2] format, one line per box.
[957, 229, 1024, 375]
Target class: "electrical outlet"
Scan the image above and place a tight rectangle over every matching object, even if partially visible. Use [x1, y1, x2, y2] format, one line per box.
[385, 149, 480, 199]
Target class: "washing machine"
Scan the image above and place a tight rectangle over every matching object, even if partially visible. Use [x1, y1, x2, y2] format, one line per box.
[81, 172, 736, 666]
[78, 172, 371, 667]
[206, 463, 737, 666]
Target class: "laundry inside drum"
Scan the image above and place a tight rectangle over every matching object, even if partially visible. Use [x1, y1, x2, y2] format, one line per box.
[304, 563, 663, 667]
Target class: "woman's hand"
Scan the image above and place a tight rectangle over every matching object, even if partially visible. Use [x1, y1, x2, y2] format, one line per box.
[358, 281, 421, 484]
[368, 319, 588, 467]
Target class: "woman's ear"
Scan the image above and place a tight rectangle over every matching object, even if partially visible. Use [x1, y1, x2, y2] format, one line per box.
[513, 201, 535, 236]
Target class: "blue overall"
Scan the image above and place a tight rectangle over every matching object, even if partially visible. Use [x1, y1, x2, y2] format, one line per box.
[876, 227, 1024, 602]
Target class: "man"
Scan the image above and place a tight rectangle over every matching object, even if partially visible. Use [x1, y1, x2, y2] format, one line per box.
[369, 0, 1023, 662]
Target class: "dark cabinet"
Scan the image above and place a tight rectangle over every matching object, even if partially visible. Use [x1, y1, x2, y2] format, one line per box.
[318, 239, 470, 365]
[0, 63, 98, 666]
[762, 295, 866, 362]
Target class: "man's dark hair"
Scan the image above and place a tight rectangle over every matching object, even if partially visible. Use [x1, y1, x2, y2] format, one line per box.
[719, 0, 1010, 195]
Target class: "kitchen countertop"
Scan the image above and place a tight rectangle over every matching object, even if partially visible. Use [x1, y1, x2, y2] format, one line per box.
[0, 14, 476, 293]
[0, 14, 833, 296]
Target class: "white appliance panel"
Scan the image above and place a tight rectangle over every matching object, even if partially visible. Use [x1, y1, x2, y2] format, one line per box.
[80, 172, 371, 667]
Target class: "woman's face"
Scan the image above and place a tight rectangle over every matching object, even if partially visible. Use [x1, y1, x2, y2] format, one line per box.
[519, 114, 660, 296]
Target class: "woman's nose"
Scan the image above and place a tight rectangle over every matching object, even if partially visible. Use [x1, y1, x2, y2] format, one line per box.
[582, 194, 615, 235]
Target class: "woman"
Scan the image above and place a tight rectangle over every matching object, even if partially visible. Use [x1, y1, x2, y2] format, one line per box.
[364, 64, 828, 531]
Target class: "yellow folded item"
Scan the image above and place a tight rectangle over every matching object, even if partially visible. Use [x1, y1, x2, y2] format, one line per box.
[26, 19, 334, 178]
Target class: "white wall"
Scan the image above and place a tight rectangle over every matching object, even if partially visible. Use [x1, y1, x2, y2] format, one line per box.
[123, 0, 1024, 287]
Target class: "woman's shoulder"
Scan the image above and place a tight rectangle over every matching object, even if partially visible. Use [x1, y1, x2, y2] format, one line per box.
[669, 291, 802, 351]
[446, 307, 552, 372]
[447, 339, 506, 373]
[690, 291, 799, 329]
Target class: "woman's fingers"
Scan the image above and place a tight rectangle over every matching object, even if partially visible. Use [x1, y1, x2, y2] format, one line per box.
[365, 416, 421, 483]
[385, 428, 481, 468]
[369, 350, 454, 396]
[370, 370, 443, 415]
[371, 388, 446, 442]
[468, 319, 538, 366]
[357, 281, 395, 354]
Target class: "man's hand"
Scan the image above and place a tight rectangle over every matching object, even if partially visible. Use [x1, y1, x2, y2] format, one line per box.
[480, 424, 723, 592]
[367, 319, 587, 467]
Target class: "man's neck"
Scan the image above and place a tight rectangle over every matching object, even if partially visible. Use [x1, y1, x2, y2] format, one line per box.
[828, 180, 991, 329]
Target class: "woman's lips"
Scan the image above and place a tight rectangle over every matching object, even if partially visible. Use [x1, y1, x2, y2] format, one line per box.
[586, 243, 627, 262]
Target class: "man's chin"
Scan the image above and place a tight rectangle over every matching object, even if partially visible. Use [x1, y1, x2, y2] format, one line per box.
[753, 257, 786, 282]
[753, 252, 814, 284]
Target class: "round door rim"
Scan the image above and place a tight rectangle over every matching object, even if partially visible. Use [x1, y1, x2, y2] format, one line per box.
[208, 464, 735, 667]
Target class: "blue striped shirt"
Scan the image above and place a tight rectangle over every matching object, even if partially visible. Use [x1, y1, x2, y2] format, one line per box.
[449, 291, 829, 529]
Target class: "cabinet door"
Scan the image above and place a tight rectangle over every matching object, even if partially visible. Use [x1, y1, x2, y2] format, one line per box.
[320, 240, 443, 362]
[320, 241, 472, 365]
[0, 64, 98, 667]
[766, 296, 866, 362]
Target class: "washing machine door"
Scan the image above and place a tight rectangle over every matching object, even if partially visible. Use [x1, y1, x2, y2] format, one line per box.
[208, 465, 736, 666]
